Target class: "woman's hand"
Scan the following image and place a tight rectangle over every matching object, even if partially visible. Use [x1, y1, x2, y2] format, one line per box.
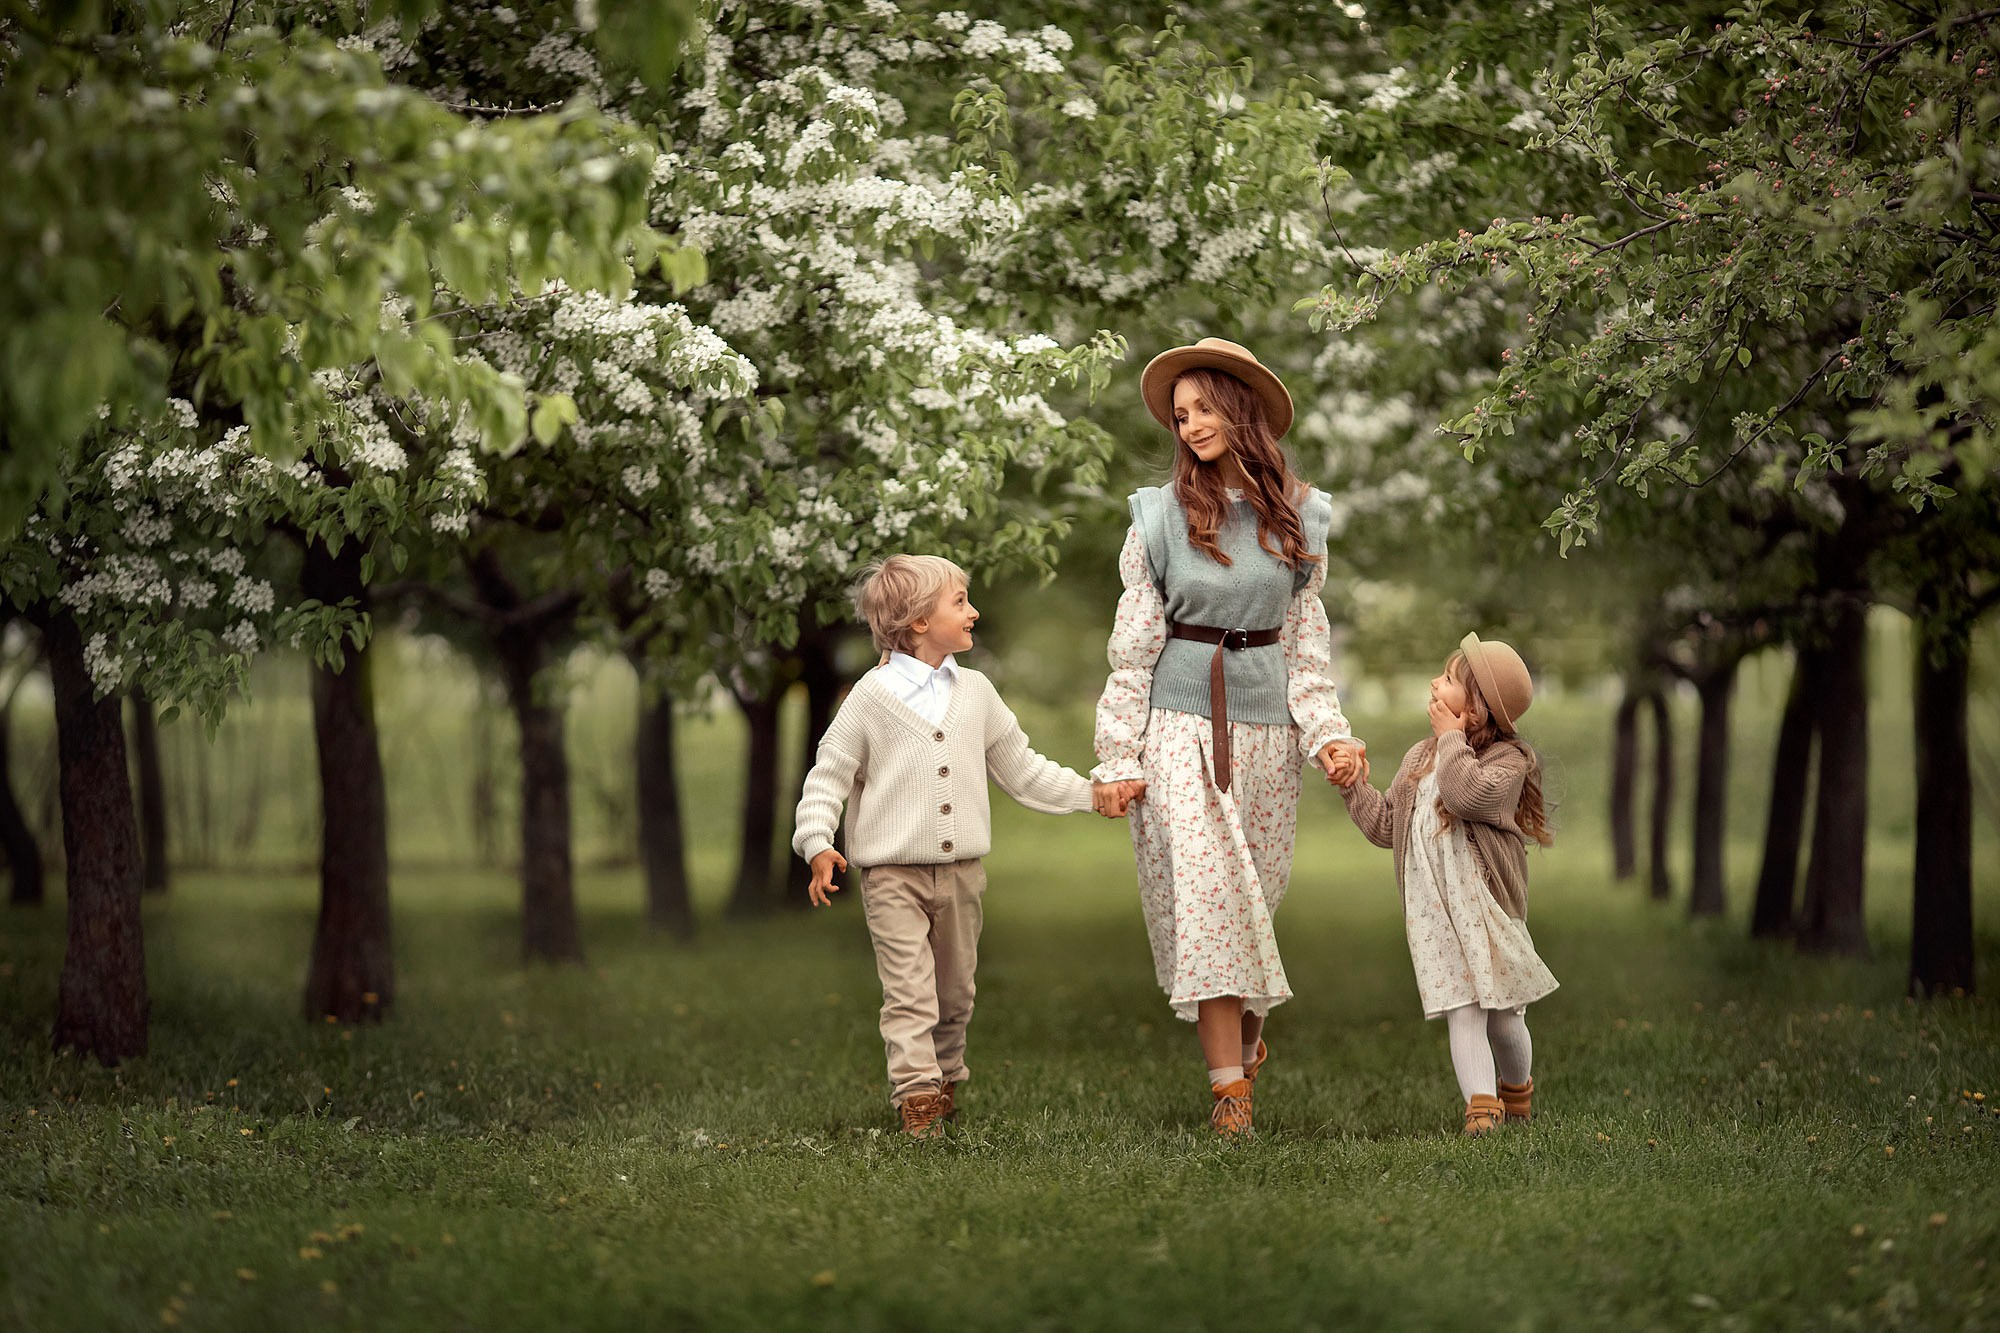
[1428, 696, 1468, 737]
[1092, 779, 1147, 818]
[1317, 738, 1368, 787]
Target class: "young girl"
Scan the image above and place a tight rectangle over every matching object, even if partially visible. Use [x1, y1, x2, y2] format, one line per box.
[1332, 633, 1558, 1136]
[1093, 337, 1367, 1138]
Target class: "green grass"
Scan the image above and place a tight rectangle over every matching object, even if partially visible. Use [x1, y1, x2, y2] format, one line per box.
[4, 806, 1999, 1330]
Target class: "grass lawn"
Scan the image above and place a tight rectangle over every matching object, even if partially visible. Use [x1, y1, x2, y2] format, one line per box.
[4, 777, 1999, 1332]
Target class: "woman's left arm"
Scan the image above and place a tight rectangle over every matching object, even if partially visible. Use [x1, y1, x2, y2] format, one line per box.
[1283, 558, 1360, 774]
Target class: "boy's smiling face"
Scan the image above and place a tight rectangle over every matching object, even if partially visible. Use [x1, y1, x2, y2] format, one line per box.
[911, 581, 978, 663]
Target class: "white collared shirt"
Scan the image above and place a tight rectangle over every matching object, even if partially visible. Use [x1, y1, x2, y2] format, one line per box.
[881, 651, 958, 726]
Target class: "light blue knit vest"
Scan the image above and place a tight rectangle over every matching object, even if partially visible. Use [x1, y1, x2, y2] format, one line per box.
[1129, 485, 1334, 727]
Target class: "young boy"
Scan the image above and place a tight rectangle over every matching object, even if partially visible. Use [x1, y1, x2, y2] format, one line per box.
[794, 554, 1144, 1137]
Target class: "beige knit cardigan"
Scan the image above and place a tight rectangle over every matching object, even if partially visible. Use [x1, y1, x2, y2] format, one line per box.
[1338, 730, 1538, 919]
[792, 666, 1093, 869]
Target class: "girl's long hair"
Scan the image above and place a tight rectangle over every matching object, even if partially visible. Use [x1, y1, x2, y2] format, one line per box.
[1422, 650, 1555, 846]
[1169, 367, 1320, 571]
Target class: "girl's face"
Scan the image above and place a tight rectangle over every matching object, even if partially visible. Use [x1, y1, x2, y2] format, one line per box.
[1173, 379, 1232, 467]
[1430, 662, 1471, 720]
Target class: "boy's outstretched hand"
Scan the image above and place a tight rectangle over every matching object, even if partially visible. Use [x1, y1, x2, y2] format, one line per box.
[1092, 779, 1147, 818]
[806, 848, 848, 907]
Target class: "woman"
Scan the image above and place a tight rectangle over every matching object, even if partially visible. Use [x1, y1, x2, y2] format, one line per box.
[1092, 337, 1366, 1137]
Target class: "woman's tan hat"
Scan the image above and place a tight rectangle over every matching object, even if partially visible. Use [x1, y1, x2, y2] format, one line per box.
[1141, 338, 1294, 441]
[1460, 632, 1534, 731]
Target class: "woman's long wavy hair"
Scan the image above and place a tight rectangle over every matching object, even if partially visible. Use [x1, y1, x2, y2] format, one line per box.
[1419, 650, 1555, 847]
[1169, 367, 1320, 572]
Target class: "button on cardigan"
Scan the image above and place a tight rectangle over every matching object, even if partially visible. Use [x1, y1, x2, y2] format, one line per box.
[791, 664, 1094, 869]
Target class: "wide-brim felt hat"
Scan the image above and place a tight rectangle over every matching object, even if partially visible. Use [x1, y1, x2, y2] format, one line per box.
[1141, 338, 1294, 441]
[1460, 631, 1534, 731]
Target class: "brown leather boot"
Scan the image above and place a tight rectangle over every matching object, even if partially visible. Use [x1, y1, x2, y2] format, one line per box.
[1244, 1039, 1270, 1086]
[939, 1081, 958, 1122]
[899, 1091, 948, 1139]
[1210, 1078, 1254, 1138]
[1463, 1093, 1504, 1137]
[1498, 1078, 1533, 1123]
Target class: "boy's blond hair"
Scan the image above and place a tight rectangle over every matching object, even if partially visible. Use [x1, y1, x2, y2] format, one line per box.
[854, 554, 968, 656]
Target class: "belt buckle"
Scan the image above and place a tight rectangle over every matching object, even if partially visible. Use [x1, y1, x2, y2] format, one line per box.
[1223, 627, 1250, 651]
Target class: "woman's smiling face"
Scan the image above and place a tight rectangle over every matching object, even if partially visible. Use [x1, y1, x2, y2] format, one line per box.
[1173, 379, 1231, 467]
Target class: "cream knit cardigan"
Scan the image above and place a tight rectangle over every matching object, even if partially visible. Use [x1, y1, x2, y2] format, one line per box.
[792, 665, 1094, 868]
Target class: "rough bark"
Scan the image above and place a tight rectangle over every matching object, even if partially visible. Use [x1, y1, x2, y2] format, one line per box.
[1688, 657, 1739, 919]
[1646, 690, 1675, 902]
[728, 684, 784, 917]
[1798, 602, 1871, 957]
[129, 688, 170, 894]
[301, 540, 395, 1024]
[1750, 651, 1816, 940]
[44, 615, 148, 1064]
[634, 675, 694, 939]
[1909, 611, 1974, 996]
[0, 702, 45, 906]
[501, 642, 583, 964]
[1611, 688, 1640, 882]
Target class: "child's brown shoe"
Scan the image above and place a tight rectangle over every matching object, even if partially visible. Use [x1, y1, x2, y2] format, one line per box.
[1210, 1078, 1254, 1138]
[940, 1081, 958, 1122]
[1498, 1078, 1533, 1122]
[1462, 1093, 1505, 1137]
[899, 1091, 948, 1139]
[1244, 1039, 1270, 1085]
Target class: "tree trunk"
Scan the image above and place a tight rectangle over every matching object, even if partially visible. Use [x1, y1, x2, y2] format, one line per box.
[44, 615, 148, 1064]
[501, 643, 583, 964]
[1909, 611, 1974, 997]
[1646, 690, 1675, 902]
[0, 701, 45, 906]
[634, 675, 694, 939]
[469, 682, 501, 868]
[1688, 658, 1738, 918]
[1750, 650, 1816, 939]
[1610, 688, 1640, 881]
[1798, 602, 1871, 957]
[129, 688, 170, 894]
[301, 540, 395, 1024]
[782, 635, 846, 911]
[728, 684, 783, 917]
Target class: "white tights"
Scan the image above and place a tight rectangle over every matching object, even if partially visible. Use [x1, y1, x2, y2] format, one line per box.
[1445, 1005, 1533, 1102]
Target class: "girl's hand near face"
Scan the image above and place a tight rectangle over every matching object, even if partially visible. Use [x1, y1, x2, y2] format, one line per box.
[1428, 695, 1468, 737]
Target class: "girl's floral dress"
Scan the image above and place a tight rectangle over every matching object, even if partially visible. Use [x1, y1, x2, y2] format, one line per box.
[1092, 518, 1352, 1022]
[1402, 770, 1559, 1019]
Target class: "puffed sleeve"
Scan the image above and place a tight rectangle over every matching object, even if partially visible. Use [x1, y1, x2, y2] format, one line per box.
[1091, 525, 1166, 783]
[1283, 555, 1356, 761]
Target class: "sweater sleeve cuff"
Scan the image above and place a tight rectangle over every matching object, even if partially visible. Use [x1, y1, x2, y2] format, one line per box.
[793, 832, 835, 862]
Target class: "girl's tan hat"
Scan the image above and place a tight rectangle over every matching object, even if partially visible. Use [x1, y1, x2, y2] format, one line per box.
[1460, 632, 1534, 731]
[1140, 338, 1295, 441]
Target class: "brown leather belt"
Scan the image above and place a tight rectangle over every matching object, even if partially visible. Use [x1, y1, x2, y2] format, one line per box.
[1167, 621, 1282, 792]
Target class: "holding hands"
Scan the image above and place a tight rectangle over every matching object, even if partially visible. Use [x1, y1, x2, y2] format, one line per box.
[1092, 779, 1148, 818]
[806, 848, 848, 907]
[1317, 738, 1369, 789]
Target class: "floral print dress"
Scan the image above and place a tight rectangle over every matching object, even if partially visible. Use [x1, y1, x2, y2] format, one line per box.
[1093, 522, 1352, 1022]
[1402, 771, 1559, 1019]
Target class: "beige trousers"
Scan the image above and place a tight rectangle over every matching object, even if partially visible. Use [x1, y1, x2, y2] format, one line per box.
[860, 859, 986, 1107]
